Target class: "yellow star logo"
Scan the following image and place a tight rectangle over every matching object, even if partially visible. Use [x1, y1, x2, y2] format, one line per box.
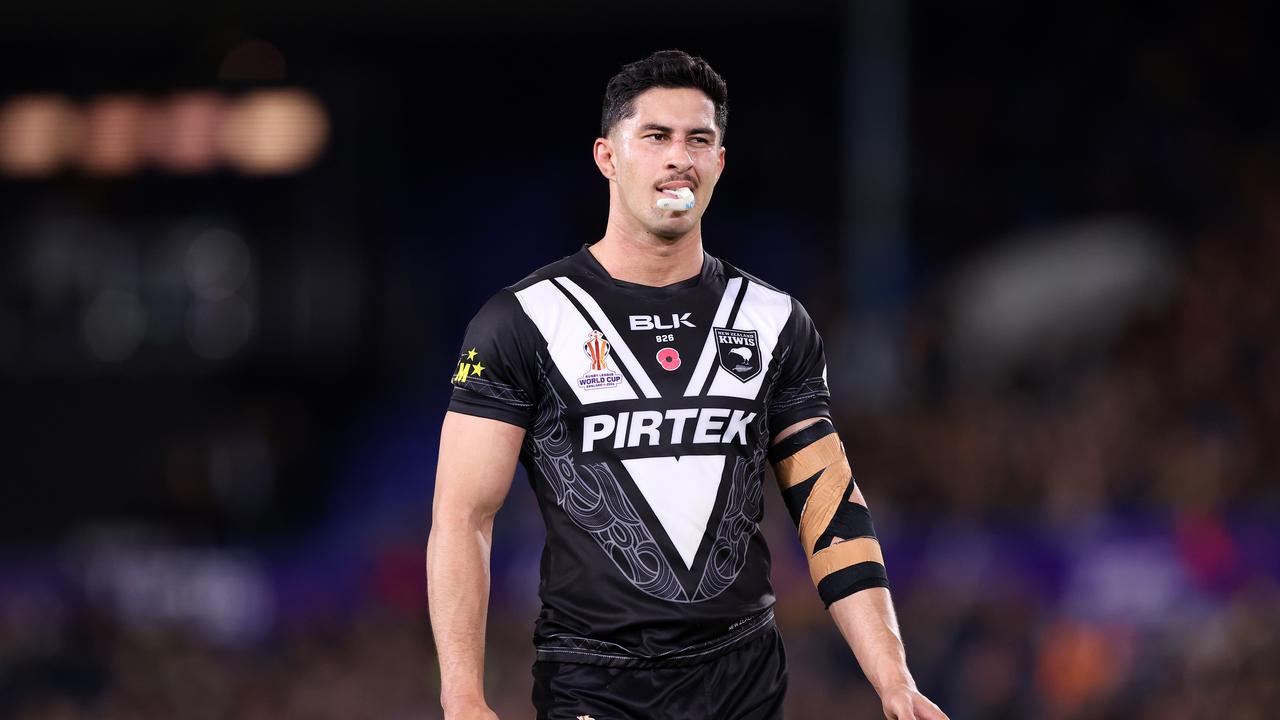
[470, 362, 485, 377]
[466, 348, 478, 361]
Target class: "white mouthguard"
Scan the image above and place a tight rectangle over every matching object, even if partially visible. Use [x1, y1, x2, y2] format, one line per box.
[656, 186, 696, 211]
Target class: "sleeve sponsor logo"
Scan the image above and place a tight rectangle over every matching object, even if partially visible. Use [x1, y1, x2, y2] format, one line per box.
[714, 327, 761, 381]
[451, 347, 486, 385]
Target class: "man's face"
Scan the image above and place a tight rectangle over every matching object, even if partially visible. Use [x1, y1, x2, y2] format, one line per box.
[596, 87, 726, 239]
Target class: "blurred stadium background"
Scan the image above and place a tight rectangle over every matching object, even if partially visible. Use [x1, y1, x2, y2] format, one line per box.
[2, 1, 1278, 718]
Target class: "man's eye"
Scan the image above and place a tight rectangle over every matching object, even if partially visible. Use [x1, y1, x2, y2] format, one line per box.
[645, 133, 667, 141]
[689, 137, 710, 145]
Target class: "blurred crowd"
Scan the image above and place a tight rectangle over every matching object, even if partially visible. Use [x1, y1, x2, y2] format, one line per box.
[5, 171, 1279, 720]
[1, 602, 439, 719]
[4, 581, 1276, 720]
[853, 167, 1280, 525]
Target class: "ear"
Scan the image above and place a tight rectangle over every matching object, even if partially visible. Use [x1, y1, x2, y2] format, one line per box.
[717, 144, 726, 176]
[593, 137, 616, 181]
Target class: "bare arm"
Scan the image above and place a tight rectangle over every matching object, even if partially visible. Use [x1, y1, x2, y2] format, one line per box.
[772, 419, 947, 720]
[829, 585, 945, 718]
[426, 411, 526, 719]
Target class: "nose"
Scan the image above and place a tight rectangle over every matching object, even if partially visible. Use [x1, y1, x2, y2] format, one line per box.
[665, 138, 694, 171]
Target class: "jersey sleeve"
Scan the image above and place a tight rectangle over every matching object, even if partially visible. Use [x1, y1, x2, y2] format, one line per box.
[447, 289, 542, 428]
[768, 297, 833, 432]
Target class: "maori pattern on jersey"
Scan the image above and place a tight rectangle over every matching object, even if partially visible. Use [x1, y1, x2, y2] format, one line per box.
[526, 370, 768, 604]
[527, 374, 686, 602]
[694, 415, 767, 600]
[771, 376, 829, 413]
[694, 356, 783, 599]
[457, 376, 534, 409]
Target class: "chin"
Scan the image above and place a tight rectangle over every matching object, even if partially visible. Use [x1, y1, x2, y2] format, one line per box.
[649, 219, 696, 240]
[645, 209, 699, 237]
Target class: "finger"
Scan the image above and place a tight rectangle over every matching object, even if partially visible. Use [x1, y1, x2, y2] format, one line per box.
[889, 695, 948, 720]
[918, 701, 949, 720]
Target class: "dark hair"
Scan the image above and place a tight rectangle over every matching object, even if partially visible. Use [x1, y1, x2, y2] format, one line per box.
[601, 50, 728, 141]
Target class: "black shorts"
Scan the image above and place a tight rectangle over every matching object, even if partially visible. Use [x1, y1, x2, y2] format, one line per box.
[531, 625, 788, 720]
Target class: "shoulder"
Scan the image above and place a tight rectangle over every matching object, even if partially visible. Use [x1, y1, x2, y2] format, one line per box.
[504, 251, 591, 293]
[469, 251, 589, 324]
[716, 257, 806, 313]
[716, 256, 812, 320]
[716, 257, 791, 298]
[716, 256, 827, 348]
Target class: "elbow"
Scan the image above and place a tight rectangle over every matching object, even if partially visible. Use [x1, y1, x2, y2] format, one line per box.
[428, 502, 497, 546]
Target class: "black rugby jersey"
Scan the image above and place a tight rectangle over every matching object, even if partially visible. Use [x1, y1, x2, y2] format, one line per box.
[447, 246, 831, 667]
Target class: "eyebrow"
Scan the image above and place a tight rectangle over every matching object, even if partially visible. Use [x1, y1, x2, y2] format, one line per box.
[638, 123, 717, 138]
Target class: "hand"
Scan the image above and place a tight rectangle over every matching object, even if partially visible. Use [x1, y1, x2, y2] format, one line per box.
[880, 684, 949, 720]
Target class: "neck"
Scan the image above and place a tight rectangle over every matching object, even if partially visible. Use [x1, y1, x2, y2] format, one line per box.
[591, 212, 704, 287]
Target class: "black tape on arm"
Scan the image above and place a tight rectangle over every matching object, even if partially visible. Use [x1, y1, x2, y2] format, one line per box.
[817, 562, 890, 608]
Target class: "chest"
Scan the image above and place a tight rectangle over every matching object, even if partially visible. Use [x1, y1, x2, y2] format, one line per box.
[515, 275, 793, 458]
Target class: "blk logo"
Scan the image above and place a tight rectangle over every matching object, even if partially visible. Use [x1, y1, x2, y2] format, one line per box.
[629, 313, 694, 331]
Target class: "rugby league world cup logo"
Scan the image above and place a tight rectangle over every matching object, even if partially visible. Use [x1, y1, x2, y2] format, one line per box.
[578, 330, 623, 391]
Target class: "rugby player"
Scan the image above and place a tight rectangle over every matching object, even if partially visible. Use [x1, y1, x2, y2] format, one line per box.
[427, 49, 947, 720]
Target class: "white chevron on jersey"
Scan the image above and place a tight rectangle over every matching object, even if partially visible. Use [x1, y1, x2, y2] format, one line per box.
[706, 281, 792, 399]
[514, 280, 639, 404]
[684, 277, 743, 396]
[621, 455, 727, 569]
[557, 277, 662, 399]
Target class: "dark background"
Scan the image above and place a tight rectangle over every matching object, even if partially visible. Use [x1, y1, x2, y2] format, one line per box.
[1, 2, 1277, 718]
